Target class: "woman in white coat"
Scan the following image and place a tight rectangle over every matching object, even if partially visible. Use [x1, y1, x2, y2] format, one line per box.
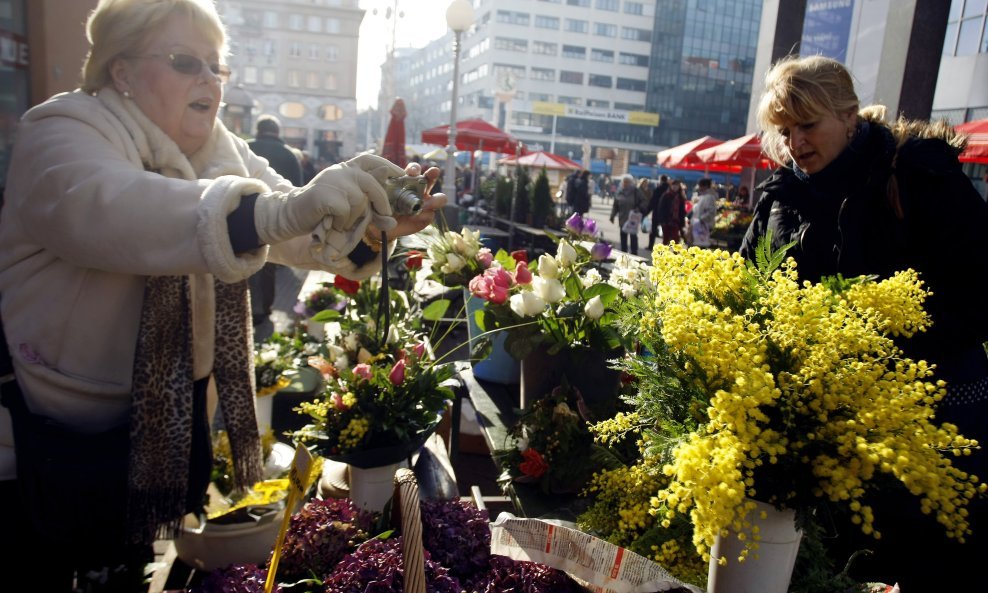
[0, 0, 445, 589]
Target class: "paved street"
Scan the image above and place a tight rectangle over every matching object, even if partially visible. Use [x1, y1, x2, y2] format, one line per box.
[581, 192, 655, 261]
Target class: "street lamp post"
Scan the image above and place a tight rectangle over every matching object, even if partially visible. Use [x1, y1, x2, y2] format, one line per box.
[444, 0, 475, 202]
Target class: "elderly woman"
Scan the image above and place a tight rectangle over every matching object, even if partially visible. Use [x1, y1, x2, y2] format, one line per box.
[740, 55, 988, 591]
[609, 174, 646, 254]
[0, 0, 444, 588]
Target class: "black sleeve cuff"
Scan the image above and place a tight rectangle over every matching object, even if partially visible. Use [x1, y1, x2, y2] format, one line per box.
[347, 239, 378, 267]
[227, 193, 263, 253]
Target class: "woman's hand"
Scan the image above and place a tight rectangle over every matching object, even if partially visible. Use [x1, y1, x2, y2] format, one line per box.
[370, 162, 447, 239]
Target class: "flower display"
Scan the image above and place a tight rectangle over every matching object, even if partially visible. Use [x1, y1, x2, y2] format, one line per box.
[293, 281, 346, 320]
[564, 212, 600, 240]
[424, 227, 494, 289]
[497, 385, 602, 494]
[192, 564, 278, 593]
[322, 537, 462, 593]
[420, 498, 491, 579]
[291, 278, 455, 461]
[275, 497, 376, 581]
[469, 238, 627, 361]
[605, 241, 983, 565]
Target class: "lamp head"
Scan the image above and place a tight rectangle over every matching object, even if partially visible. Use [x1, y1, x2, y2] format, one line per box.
[446, 0, 475, 32]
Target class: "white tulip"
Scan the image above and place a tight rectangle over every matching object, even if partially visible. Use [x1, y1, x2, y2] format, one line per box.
[259, 349, 278, 363]
[510, 291, 546, 317]
[584, 295, 605, 320]
[532, 276, 565, 304]
[557, 240, 577, 267]
[537, 254, 559, 279]
[442, 253, 466, 273]
[343, 332, 360, 351]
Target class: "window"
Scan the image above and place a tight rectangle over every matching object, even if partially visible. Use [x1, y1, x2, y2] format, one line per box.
[307, 16, 322, 32]
[614, 102, 644, 111]
[532, 41, 558, 55]
[324, 74, 338, 91]
[565, 19, 588, 33]
[289, 43, 302, 58]
[529, 92, 552, 102]
[309, 44, 320, 59]
[288, 70, 300, 87]
[595, 0, 619, 11]
[307, 72, 320, 89]
[326, 45, 339, 61]
[263, 11, 278, 27]
[567, 0, 590, 6]
[531, 67, 556, 81]
[496, 10, 530, 25]
[624, 2, 644, 15]
[244, 66, 258, 84]
[320, 104, 343, 120]
[559, 95, 582, 105]
[587, 98, 610, 108]
[326, 18, 341, 34]
[263, 40, 275, 57]
[560, 70, 583, 84]
[262, 68, 276, 85]
[588, 74, 612, 87]
[288, 14, 303, 30]
[621, 27, 651, 42]
[616, 77, 646, 91]
[495, 37, 529, 51]
[279, 102, 306, 119]
[619, 52, 649, 67]
[594, 23, 617, 37]
[591, 48, 614, 62]
[535, 15, 559, 29]
[562, 45, 586, 59]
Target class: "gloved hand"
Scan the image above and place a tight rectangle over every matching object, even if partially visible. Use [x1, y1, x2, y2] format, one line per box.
[254, 154, 403, 245]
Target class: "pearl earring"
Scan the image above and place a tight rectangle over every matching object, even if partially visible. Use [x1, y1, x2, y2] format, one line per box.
[123, 90, 131, 98]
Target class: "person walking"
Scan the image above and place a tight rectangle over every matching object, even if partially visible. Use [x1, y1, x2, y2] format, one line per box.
[656, 178, 686, 245]
[0, 1, 446, 589]
[570, 170, 592, 216]
[609, 174, 646, 254]
[740, 54, 988, 591]
[248, 115, 303, 327]
[646, 174, 670, 249]
[689, 177, 718, 247]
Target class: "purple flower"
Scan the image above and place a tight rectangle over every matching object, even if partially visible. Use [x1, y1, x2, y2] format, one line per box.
[564, 213, 584, 234]
[581, 218, 598, 236]
[590, 242, 612, 261]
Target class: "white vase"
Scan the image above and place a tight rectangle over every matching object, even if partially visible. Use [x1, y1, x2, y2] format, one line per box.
[706, 499, 803, 593]
[347, 460, 409, 513]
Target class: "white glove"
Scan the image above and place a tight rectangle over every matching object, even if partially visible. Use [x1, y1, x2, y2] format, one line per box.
[254, 153, 402, 246]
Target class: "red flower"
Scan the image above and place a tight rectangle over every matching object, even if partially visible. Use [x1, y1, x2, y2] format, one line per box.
[405, 250, 423, 270]
[518, 448, 548, 478]
[513, 261, 532, 285]
[511, 249, 529, 264]
[334, 275, 360, 295]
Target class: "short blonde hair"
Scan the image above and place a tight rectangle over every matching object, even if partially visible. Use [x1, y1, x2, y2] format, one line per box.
[757, 55, 861, 165]
[81, 0, 227, 94]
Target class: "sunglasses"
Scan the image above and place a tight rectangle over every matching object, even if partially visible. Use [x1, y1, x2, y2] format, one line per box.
[128, 53, 231, 83]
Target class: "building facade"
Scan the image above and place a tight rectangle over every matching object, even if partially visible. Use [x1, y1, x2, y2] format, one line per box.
[216, 0, 364, 163]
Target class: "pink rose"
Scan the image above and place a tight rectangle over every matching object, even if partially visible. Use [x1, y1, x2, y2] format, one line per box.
[389, 359, 406, 385]
[411, 342, 426, 359]
[513, 261, 532, 285]
[469, 267, 512, 304]
[476, 248, 493, 269]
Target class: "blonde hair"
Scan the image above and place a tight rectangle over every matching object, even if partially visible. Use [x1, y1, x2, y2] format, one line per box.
[757, 55, 889, 165]
[81, 0, 227, 94]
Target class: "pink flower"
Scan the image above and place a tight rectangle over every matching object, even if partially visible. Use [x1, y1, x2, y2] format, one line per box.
[511, 249, 529, 264]
[411, 342, 426, 359]
[468, 267, 513, 304]
[476, 248, 494, 269]
[389, 359, 406, 385]
[513, 261, 533, 285]
[332, 392, 348, 411]
[352, 363, 372, 381]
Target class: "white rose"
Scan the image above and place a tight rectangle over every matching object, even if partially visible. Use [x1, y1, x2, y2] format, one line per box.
[537, 254, 559, 279]
[510, 291, 546, 317]
[386, 324, 399, 344]
[532, 276, 565, 304]
[259, 349, 278, 364]
[452, 233, 480, 258]
[442, 253, 467, 274]
[557, 240, 577, 267]
[343, 332, 360, 351]
[584, 295, 605, 320]
[582, 268, 602, 288]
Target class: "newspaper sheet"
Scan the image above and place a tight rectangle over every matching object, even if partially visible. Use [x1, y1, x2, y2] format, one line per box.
[489, 513, 703, 593]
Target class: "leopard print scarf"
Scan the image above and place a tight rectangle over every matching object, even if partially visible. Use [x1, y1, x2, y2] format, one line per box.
[126, 276, 261, 544]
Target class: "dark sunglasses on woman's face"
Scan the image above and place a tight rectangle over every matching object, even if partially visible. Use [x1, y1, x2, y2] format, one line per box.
[128, 53, 230, 83]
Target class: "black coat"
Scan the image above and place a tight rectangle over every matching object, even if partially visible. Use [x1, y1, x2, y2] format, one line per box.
[249, 135, 304, 186]
[740, 119, 988, 378]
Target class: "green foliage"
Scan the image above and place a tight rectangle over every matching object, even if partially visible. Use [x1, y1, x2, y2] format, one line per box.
[512, 167, 531, 223]
[529, 167, 553, 228]
[494, 175, 513, 217]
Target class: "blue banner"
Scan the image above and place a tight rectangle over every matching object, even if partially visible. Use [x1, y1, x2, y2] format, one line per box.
[801, 0, 855, 63]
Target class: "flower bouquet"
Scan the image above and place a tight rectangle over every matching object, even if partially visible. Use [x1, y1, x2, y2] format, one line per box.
[605, 240, 982, 580]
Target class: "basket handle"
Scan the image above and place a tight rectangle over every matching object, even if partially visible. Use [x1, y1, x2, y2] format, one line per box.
[393, 467, 426, 593]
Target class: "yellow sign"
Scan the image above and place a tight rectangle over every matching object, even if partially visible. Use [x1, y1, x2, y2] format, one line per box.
[529, 101, 659, 126]
[532, 101, 567, 116]
[264, 444, 314, 593]
[628, 111, 660, 126]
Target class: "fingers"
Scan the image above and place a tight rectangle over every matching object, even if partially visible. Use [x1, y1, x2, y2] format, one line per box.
[371, 212, 398, 232]
[404, 162, 422, 176]
[347, 153, 405, 182]
[352, 168, 394, 219]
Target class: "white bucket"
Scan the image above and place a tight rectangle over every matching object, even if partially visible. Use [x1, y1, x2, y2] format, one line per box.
[707, 499, 803, 593]
[347, 460, 408, 513]
[174, 505, 284, 571]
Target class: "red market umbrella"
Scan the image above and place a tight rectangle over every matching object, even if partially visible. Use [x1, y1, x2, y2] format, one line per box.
[497, 150, 582, 170]
[657, 135, 724, 169]
[421, 119, 524, 154]
[956, 119, 988, 163]
[381, 98, 408, 168]
[694, 133, 777, 169]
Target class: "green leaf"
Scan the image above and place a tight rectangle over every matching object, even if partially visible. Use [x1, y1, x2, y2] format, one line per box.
[422, 299, 450, 321]
[585, 283, 620, 304]
[310, 309, 341, 322]
[494, 248, 517, 271]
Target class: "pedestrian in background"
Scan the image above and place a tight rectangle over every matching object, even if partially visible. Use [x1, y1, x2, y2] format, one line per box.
[656, 178, 687, 245]
[645, 174, 670, 250]
[610, 174, 646, 254]
[689, 177, 718, 247]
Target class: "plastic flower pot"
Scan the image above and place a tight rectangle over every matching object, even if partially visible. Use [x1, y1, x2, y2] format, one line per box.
[174, 504, 285, 571]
